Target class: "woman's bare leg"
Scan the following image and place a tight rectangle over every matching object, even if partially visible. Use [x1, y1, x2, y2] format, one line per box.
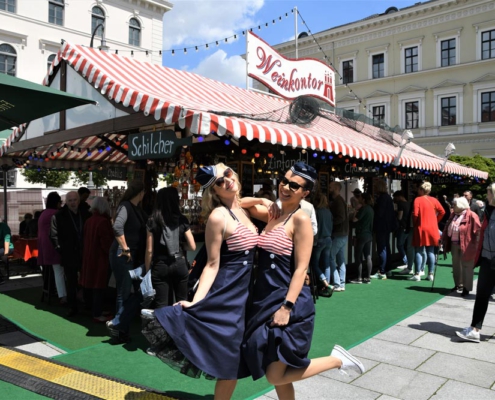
[214, 379, 237, 400]
[266, 357, 342, 386]
[274, 383, 295, 400]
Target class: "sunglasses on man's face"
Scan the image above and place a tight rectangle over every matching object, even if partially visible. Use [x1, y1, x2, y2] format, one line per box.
[214, 168, 234, 187]
[280, 176, 306, 192]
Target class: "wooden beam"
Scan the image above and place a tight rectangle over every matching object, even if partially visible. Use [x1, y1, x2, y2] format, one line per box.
[6, 113, 159, 154]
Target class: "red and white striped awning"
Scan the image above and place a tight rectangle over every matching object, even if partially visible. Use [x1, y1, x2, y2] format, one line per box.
[1, 42, 488, 179]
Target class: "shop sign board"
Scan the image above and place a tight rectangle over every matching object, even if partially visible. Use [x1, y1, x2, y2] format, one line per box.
[128, 130, 192, 160]
[246, 31, 335, 107]
[103, 166, 127, 181]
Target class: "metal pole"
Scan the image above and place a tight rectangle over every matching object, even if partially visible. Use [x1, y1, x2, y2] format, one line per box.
[3, 170, 7, 223]
[246, 31, 249, 90]
[294, 6, 298, 59]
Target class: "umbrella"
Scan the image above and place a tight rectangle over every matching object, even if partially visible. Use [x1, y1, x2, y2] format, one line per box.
[0, 73, 97, 131]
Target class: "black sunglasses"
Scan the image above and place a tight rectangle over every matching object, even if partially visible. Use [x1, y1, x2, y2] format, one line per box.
[280, 176, 306, 192]
[214, 168, 234, 187]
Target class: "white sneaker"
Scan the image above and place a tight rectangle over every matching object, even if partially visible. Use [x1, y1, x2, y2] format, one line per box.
[427, 274, 434, 281]
[331, 345, 365, 375]
[455, 327, 480, 343]
[419, 270, 425, 277]
[141, 309, 155, 318]
[396, 265, 408, 270]
[408, 275, 421, 281]
[398, 268, 412, 275]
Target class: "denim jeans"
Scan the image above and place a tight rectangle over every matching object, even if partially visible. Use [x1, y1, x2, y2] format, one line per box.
[396, 229, 408, 265]
[151, 258, 189, 308]
[414, 245, 436, 275]
[109, 241, 142, 334]
[376, 231, 391, 274]
[311, 237, 332, 284]
[330, 236, 348, 288]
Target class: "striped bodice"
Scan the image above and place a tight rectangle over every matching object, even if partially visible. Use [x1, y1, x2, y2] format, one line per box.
[226, 223, 259, 252]
[258, 225, 293, 256]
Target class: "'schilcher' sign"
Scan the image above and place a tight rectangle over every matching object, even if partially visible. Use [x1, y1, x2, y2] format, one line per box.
[247, 31, 335, 107]
[128, 130, 192, 160]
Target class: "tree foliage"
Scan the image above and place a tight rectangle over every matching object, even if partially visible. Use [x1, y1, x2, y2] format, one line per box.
[436, 154, 495, 200]
[72, 171, 108, 188]
[21, 169, 71, 187]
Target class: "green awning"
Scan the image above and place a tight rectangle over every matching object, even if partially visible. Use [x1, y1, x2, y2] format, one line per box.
[0, 73, 97, 131]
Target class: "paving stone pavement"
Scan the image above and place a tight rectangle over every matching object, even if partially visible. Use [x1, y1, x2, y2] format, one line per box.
[257, 285, 495, 400]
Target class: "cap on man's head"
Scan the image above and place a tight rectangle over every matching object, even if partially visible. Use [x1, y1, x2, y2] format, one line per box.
[290, 162, 317, 183]
[353, 188, 362, 195]
[195, 165, 217, 189]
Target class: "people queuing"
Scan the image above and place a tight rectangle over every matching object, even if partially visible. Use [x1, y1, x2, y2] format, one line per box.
[350, 193, 374, 284]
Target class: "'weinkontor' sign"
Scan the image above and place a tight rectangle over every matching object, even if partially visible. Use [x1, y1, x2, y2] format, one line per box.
[128, 130, 192, 160]
[246, 31, 335, 107]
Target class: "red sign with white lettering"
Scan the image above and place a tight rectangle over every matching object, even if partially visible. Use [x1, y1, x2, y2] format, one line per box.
[247, 31, 335, 107]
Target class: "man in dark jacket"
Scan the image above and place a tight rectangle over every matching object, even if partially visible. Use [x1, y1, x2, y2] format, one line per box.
[50, 191, 90, 317]
[464, 190, 483, 221]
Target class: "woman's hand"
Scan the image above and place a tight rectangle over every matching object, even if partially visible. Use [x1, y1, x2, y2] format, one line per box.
[267, 201, 281, 220]
[270, 306, 291, 326]
[174, 300, 194, 309]
[119, 249, 132, 263]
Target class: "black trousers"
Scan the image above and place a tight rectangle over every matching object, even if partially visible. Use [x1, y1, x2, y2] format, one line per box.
[64, 265, 79, 311]
[151, 257, 189, 308]
[471, 257, 495, 330]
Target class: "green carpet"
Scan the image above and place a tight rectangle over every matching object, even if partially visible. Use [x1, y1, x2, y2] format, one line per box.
[0, 255, 476, 399]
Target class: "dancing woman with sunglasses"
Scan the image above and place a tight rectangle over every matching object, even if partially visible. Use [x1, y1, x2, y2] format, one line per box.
[142, 163, 269, 399]
[241, 162, 365, 400]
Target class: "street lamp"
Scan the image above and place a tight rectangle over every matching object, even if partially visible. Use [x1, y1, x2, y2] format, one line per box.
[440, 142, 456, 172]
[90, 23, 108, 51]
[392, 129, 414, 166]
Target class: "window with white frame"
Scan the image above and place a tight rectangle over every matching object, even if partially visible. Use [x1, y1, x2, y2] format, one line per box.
[0, 0, 15, 12]
[129, 18, 141, 46]
[481, 91, 495, 122]
[433, 85, 464, 128]
[0, 43, 16, 76]
[342, 60, 353, 84]
[404, 47, 418, 73]
[91, 6, 105, 37]
[372, 54, 384, 79]
[372, 105, 385, 126]
[440, 97, 456, 126]
[405, 101, 419, 129]
[481, 29, 495, 60]
[441, 39, 456, 67]
[472, 81, 495, 123]
[48, 0, 64, 26]
[399, 37, 423, 74]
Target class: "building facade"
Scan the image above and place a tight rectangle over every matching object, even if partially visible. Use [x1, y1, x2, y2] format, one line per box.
[0, 0, 173, 82]
[267, 0, 495, 159]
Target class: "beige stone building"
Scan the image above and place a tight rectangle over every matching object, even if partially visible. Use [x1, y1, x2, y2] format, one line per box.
[267, 0, 495, 160]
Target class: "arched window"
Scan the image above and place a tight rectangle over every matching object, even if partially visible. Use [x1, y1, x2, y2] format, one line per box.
[0, 44, 17, 76]
[129, 18, 141, 47]
[48, 0, 64, 26]
[47, 54, 56, 70]
[91, 6, 105, 37]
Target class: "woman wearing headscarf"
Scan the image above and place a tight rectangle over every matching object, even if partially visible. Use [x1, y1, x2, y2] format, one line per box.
[242, 162, 365, 400]
[442, 196, 480, 296]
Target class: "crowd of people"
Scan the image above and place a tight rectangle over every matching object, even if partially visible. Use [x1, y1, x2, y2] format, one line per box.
[1, 168, 494, 399]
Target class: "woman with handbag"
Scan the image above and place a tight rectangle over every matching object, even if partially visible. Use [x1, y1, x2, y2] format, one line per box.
[145, 187, 196, 308]
[456, 183, 495, 343]
[442, 196, 480, 296]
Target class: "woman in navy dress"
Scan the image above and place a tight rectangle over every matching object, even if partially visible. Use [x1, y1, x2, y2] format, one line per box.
[142, 163, 270, 399]
[242, 162, 365, 400]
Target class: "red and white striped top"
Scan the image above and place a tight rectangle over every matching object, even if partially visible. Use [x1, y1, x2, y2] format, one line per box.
[226, 223, 259, 252]
[259, 226, 293, 257]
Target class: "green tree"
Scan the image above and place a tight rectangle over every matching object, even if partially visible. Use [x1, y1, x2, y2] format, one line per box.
[73, 171, 108, 188]
[21, 169, 71, 187]
[437, 154, 495, 200]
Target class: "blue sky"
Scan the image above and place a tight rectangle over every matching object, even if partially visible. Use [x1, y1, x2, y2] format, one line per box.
[162, 0, 420, 87]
